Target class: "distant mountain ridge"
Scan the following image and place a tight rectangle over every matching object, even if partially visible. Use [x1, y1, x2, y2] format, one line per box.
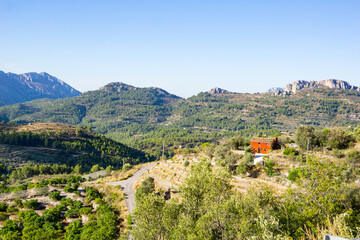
[0, 71, 81, 106]
[1, 76, 360, 156]
[270, 79, 359, 95]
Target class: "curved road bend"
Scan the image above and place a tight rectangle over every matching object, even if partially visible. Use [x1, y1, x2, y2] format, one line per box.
[107, 162, 156, 214]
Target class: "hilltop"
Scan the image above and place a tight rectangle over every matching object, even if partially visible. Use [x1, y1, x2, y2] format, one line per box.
[0, 71, 81, 106]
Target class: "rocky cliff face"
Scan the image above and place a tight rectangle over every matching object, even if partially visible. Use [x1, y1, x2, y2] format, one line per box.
[271, 79, 359, 96]
[0, 71, 81, 106]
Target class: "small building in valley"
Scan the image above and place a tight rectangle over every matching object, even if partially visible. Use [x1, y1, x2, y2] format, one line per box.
[250, 137, 277, 154]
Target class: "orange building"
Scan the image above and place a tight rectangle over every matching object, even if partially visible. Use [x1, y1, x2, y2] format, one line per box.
[250, 137, 276, 154]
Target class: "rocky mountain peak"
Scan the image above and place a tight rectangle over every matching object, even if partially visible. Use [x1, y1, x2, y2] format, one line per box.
[271, 79, 359, 96]
[100, 82, 138, 93]
[0, 70, 81, 106]
[208, 87, 229, 94]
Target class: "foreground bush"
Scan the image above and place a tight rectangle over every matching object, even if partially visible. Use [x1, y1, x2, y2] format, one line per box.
[132, 158, 360, 239]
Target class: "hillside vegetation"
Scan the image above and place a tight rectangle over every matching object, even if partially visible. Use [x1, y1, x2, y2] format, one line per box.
[132, 126, 360, 239]
[0, 122, 152, 172]
[1, 83, 360, 157]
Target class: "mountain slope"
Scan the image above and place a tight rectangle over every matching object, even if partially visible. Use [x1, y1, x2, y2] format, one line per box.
[0, 71, 81, 106]
[0, 80, 360, 157]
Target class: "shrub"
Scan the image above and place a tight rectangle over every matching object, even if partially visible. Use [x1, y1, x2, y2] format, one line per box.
[61, 197, 73, 206]
[127, 214, 133, 224]
[122, 163, 132, 172]
[294, 126, 318, 150]
[283, 147, 299, 156]
[23, 199, 39, 210]
[64, 182, 79, 193]
[13, 199, 22, 207]
[90, 164, 100, 173]
[74, 190, 81, 196]
[0, 202, 8, 212]
[42, 206, 61, 222]
[135, 177, 155, 199]
[346, 150, 360, 164]
[85, 186, 103, 203]
[264, 160, 276, 176]
[80, 207, 92, 215]
[6, 206, 18, 213]
[288, 167, 304, 182]
[295, 154, 306, 162]
[105, 165, 113, 176]
[236, 153, 254, 175]
[0, 212, 8, 221]
[65, 208, 80, 219]
[70, 201, 84, 210]
[184, 160, 190, 168]
[333, 149, 345, 159]
[326, 130, 355, 150]
[49, 191, 61, 201]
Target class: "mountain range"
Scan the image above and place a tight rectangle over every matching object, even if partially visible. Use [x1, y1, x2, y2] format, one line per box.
[0, 71, 359, 156]
[0, 71, 81, 106]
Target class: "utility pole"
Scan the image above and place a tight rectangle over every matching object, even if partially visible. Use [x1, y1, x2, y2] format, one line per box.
[162, 141, 165, 160]
[307, 138, 310, 162]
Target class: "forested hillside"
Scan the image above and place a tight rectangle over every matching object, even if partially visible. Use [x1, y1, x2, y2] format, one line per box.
[0, 82, 360, 157]
[0, 122, 152, 172]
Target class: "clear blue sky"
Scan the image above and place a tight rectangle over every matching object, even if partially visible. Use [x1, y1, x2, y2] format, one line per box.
[0, 0, 359, 97]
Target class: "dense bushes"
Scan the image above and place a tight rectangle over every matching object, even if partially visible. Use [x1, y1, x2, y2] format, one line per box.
[135, 177, 155, 200]
[0, 186, 120, 240]
[295, 126, 356, 151]
[283, 147, 299, 156]
[133, 158, 360, 239]
[236, 153, 254, 175]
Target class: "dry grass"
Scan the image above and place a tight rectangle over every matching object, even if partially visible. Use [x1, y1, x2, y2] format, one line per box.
[16, 122, 77, 134]
[301, 214, 358, 240]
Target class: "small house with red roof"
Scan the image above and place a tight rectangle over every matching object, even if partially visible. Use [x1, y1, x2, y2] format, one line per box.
[250, 137, 277, 154]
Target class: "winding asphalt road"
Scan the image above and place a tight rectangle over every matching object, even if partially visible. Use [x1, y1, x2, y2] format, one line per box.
[107, 162, 156, 214]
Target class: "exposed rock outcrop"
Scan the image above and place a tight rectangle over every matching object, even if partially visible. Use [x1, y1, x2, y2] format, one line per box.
[271, 79, 359, 96]
[208, 87, 229, 94]
[267, 87, 283, 93]
[100, 82, 137, 93]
